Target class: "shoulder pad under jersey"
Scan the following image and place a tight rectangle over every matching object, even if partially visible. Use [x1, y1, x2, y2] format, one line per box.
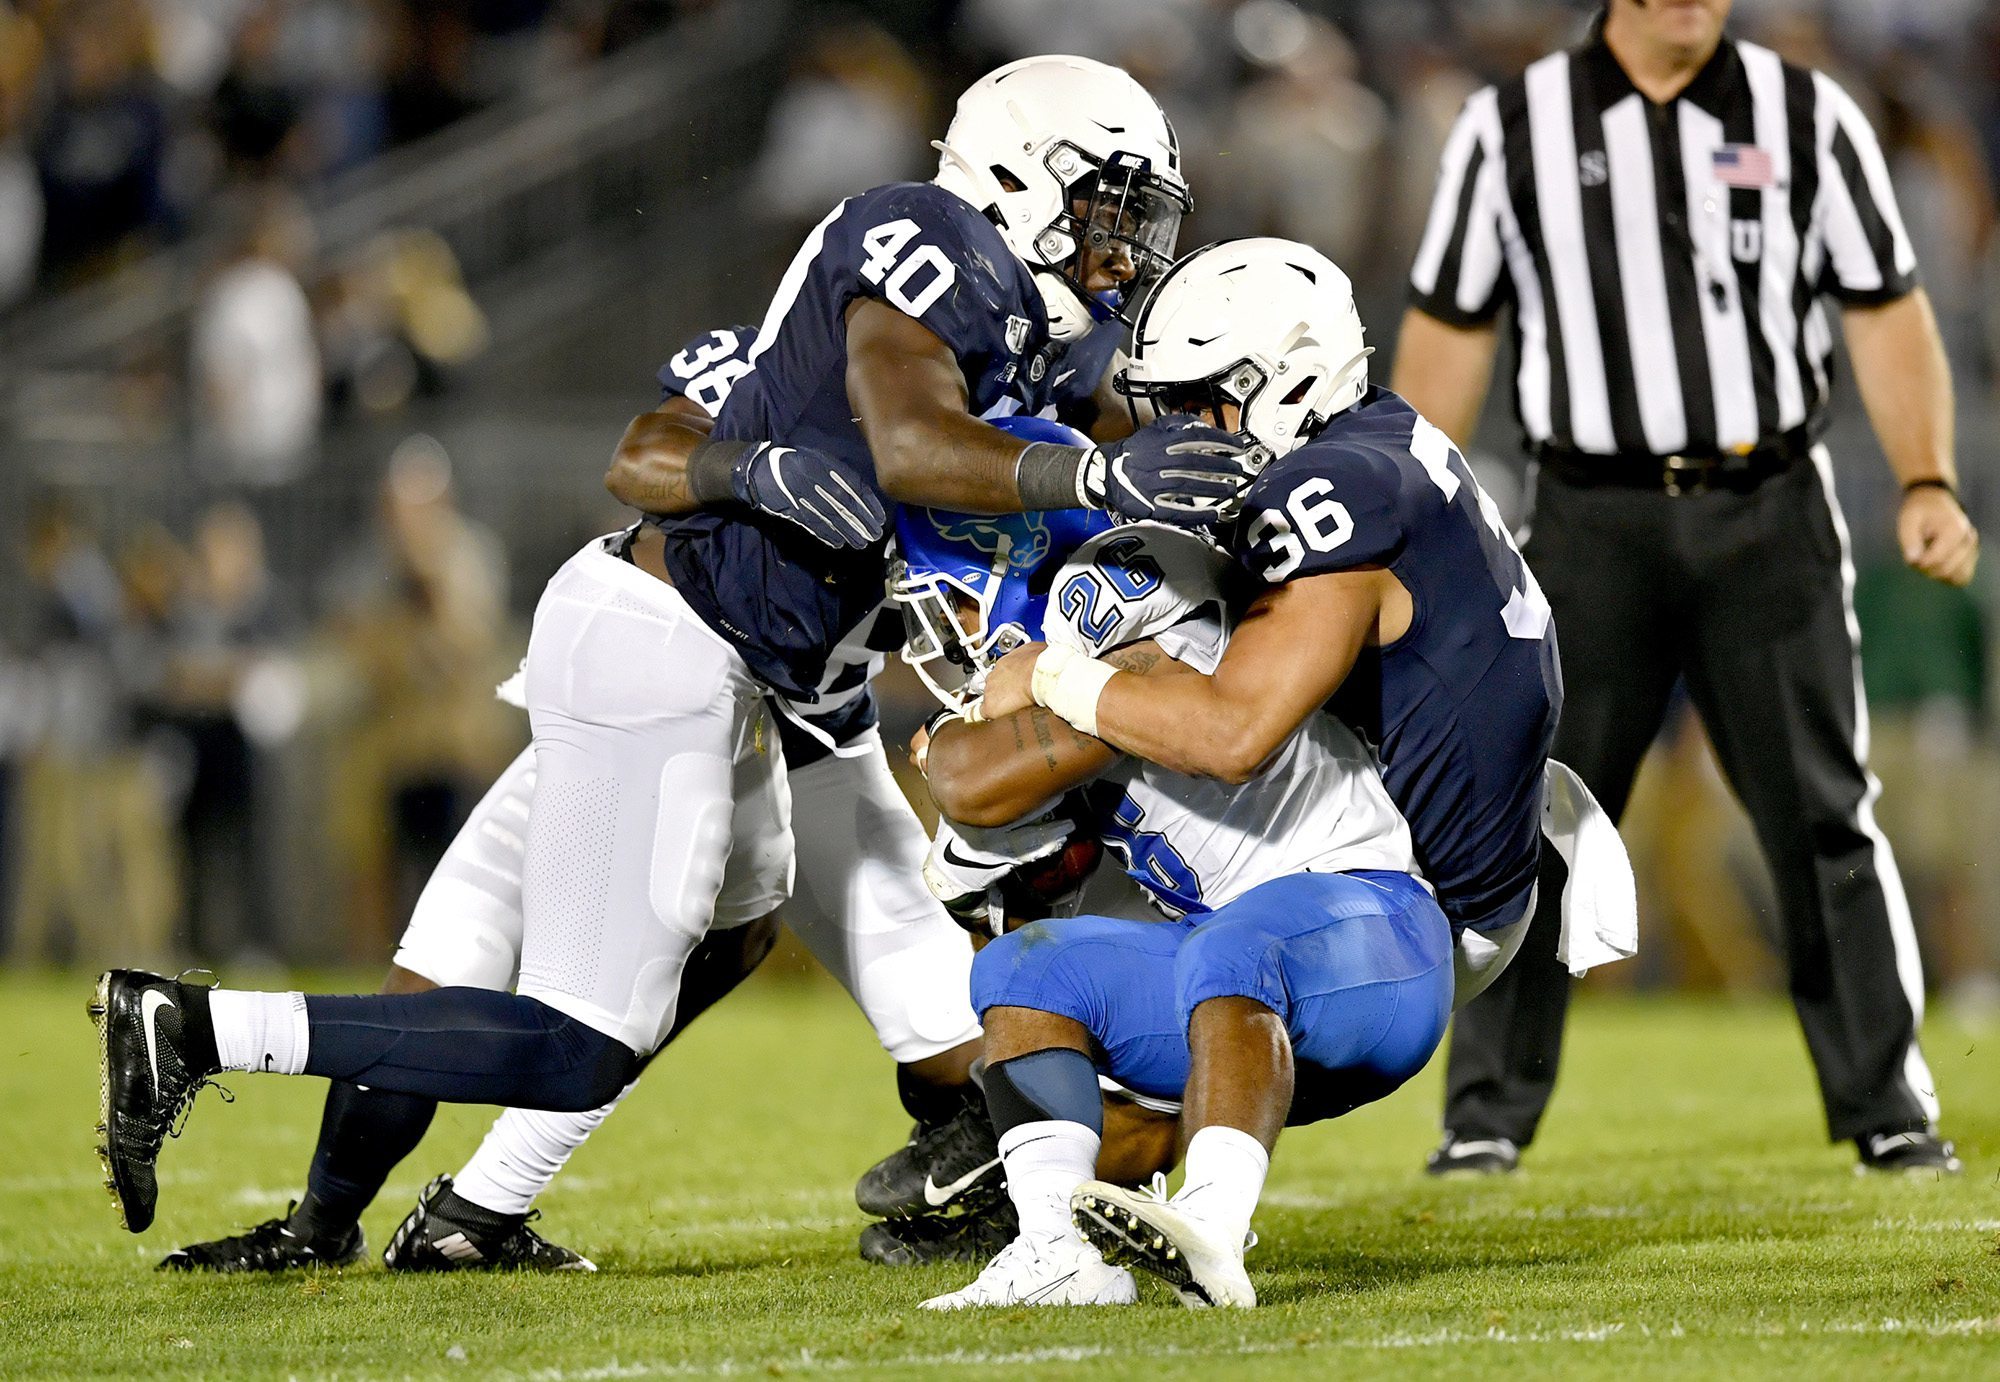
[657, 324, 758, 415]
[1045, 523, 1230, 671]
[1235, 430, 1407, 584]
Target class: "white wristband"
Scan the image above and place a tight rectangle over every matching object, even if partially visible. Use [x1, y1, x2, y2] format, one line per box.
[1031, 644, 1118, 738]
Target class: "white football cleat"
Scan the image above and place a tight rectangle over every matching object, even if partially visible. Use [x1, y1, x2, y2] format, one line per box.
[1071, 1176, 1256, 1308]
[918, 1231, 1136, 1310]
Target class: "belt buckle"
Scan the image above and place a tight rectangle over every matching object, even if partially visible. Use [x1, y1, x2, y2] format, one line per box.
[1662, 454, 1708, 497]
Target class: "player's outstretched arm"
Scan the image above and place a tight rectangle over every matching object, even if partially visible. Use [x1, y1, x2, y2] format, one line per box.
[605, 395, 887, 548]
[846, 300, 1254, 523]
[1014, 569, 1393, 784]
[604, 396, 714, 515]
[846, 298, 1065, 514]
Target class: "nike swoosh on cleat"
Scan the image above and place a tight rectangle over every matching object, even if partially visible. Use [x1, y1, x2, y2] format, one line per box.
[140, 989, 176, 1100]
[923, 1157, 1001, 1207]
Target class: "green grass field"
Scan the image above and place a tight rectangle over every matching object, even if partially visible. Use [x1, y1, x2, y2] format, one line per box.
[2, 968, 1996, 1379]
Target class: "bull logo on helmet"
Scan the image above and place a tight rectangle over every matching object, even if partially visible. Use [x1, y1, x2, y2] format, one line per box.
[933, 513, 1052, 570]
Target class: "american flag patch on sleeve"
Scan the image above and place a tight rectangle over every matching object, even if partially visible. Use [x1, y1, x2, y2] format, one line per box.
[1712, 144, 1777, 189]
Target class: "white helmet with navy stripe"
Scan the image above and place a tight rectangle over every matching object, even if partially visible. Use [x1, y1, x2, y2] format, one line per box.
[932, 55, 1189, 341]
[1118, 238, 1373, 459]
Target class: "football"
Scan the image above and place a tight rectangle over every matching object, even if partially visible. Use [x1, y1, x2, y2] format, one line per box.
[1000, 831, 1104, 916]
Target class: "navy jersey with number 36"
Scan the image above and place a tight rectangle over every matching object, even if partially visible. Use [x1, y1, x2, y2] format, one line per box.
[1235, 387, 1563, 931]
[654, 182, 1057, 699]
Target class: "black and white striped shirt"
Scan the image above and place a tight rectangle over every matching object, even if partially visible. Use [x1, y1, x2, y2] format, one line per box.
[1409, 27, 1917, 458]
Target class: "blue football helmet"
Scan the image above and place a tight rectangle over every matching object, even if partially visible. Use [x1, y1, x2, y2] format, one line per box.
[891, 414, 1111, 710]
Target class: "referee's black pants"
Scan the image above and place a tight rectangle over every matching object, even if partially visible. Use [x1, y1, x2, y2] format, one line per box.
[1442, 453, 1938, 1146]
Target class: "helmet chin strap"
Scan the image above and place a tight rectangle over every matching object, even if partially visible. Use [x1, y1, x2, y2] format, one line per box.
[1036, 272, 1098, 343]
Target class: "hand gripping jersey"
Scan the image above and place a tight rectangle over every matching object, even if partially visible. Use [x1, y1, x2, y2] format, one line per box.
[652, 181, 1070, 701]
[1044, 524, 1416, 919]
[1234, 387, 1562, 932]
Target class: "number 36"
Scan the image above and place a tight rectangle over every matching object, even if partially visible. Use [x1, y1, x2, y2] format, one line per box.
[1245, 478, 1354, 582]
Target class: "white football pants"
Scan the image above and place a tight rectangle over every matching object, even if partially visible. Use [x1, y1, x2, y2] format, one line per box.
[390, 537, 978, 1216]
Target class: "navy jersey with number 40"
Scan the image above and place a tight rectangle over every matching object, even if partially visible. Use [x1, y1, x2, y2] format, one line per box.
[1235, 387, 1563, 931]
[654, 181, 1059, 700]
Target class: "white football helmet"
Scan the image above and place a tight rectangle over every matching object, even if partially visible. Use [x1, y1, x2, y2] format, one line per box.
[933, 55, 1190, 340]
[1117, 238, 1374, 458]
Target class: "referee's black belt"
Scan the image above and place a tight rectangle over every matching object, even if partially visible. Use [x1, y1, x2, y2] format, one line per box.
[1536, 427, 1816, 496]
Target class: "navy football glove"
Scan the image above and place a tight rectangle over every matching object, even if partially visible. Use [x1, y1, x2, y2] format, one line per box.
[733, 442, 888, 549]
[1083, 415, 1263, 529]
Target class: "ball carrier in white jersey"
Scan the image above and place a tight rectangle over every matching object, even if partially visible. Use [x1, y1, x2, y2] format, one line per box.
[914, 238, 1634, 1307]
[900, 520, 1453, 1309]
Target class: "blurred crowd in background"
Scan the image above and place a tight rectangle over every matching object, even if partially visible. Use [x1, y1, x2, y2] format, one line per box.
[2, 0, 1996, 1017]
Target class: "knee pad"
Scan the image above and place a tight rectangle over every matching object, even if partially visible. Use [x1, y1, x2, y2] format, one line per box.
[855, 932, 981, 1063]
[393, 877, 523, 990]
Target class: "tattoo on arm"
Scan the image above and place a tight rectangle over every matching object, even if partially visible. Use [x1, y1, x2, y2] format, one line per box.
[1102, 644, 1164, 676]
[1030, 707, 1060, 772]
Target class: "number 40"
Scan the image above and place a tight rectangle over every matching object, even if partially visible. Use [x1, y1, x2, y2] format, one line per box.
[860, 219, 957, 318]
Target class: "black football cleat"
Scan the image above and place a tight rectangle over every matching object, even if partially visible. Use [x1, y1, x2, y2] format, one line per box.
[858, 1198, 1019, 1267]
[382, 1175, 596, 1272]
[159, 1207, 364, 1272]
[1856, 1130, 1962, 1176]
[90, 970, 224, 1233]
[855, 1104, 1002, 1218]
[1424, 1132, 1521, 1176]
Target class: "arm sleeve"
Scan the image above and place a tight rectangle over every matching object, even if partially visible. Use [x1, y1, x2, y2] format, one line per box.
[1812, 73, 1919, 305]
[656, 325, 759, 414]
[1407, 87, 1513, 327]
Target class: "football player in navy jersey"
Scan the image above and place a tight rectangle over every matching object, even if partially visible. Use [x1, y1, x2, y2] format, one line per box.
[958, 238, 1573, 1299]
[89, 58, 1275, 1249]
[155, 330, 1019, 1275]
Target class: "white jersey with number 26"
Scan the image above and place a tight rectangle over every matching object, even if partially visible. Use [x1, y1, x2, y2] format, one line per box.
[1043, 523, 1418, 918]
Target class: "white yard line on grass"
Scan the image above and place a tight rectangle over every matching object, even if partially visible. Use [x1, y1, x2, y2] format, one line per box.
[502, 1316, 2000, 1379]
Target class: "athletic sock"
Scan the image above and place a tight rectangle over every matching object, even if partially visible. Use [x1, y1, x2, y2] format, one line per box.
[998, 1120, 1099, 1241]
[896, 1063, 984, 1130]
[208, 989, 310, 1074]
[450, 1081, 637, 1218]
[290, 1081, 438, 1242]
[1173, 1125, 1269, 1249]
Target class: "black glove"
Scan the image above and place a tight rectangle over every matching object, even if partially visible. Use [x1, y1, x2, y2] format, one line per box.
[731, 442, 888, 549]
[1085, 414, 1263, 528]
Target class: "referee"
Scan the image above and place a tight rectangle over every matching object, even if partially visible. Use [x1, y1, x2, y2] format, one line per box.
[1391, 0, 1977, 1175]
